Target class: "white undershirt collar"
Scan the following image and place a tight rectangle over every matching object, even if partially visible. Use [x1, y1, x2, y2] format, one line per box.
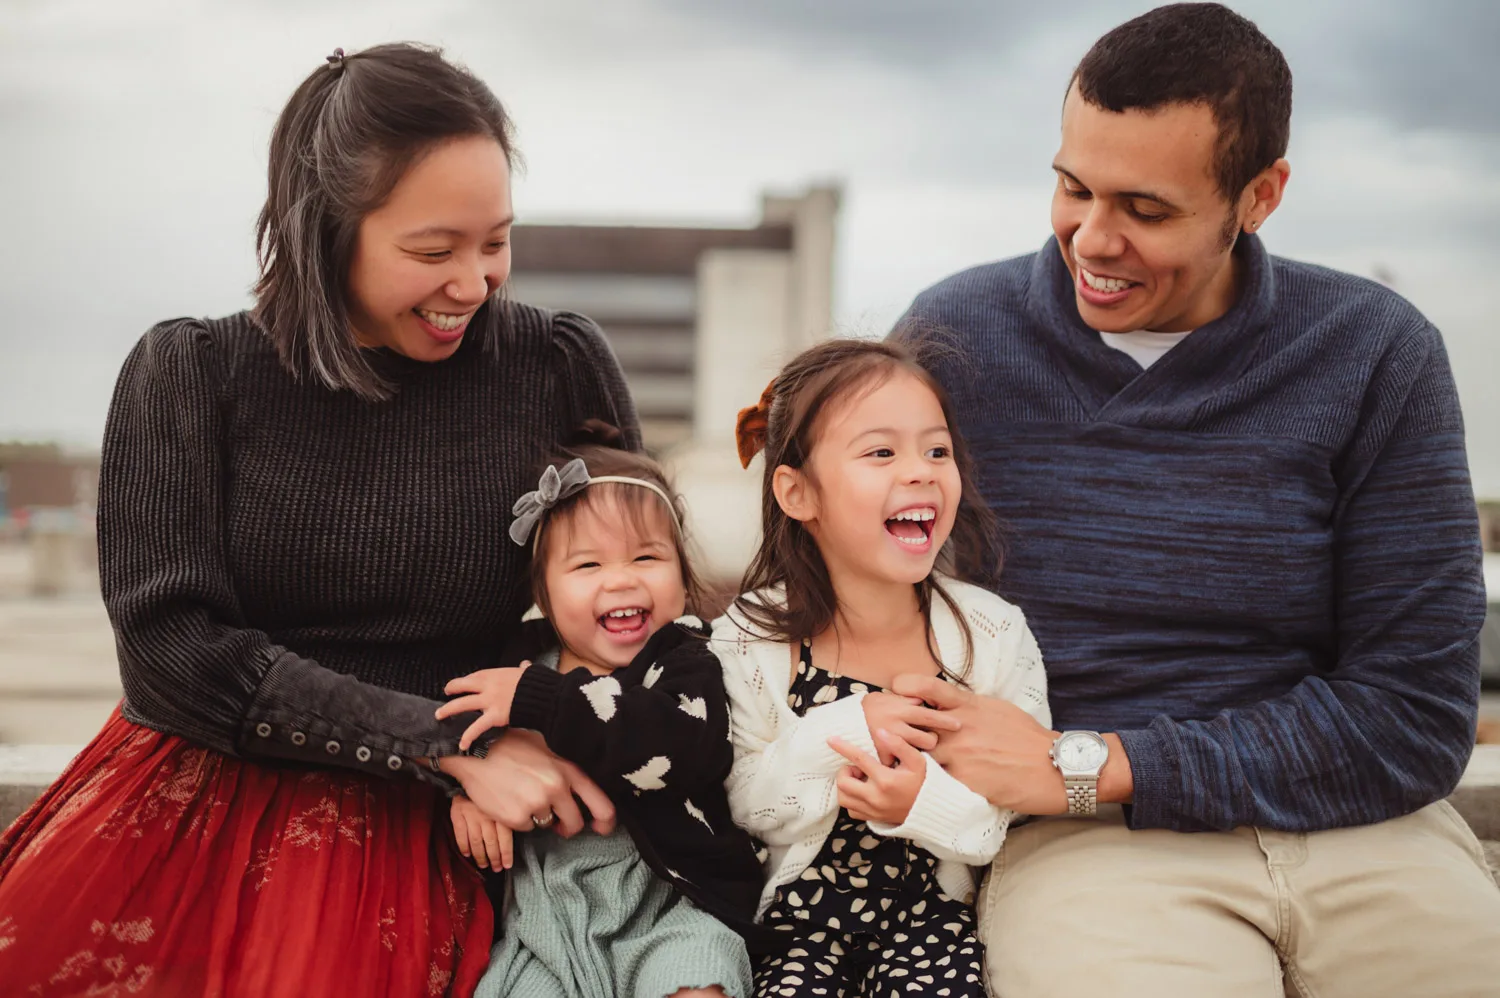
[1098, 329, 1194, 369]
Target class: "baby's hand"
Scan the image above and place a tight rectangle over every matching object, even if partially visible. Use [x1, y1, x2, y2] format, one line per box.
[860, 691, 961, 766]
[436, 663, 531, 751]
[450, 794, 515, 871]
[829, 729, 927, 826]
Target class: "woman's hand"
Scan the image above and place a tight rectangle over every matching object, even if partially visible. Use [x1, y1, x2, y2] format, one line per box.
[860, 690, 963, 766]
[436, 663, 530, 751]
[450, 794, 514, 871]
[890, 674, 1074, 814]
[440, 728, 616, 838]
[829, 729, 926, 825]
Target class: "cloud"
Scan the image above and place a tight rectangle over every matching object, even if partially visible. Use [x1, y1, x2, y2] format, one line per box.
[0, 0, 1496, 493]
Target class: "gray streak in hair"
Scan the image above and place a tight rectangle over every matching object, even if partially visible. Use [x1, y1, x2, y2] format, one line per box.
[253, 42, 517, 400]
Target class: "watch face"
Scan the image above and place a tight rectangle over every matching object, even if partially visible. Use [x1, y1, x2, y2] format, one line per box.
[1055, 732, 1107, 772]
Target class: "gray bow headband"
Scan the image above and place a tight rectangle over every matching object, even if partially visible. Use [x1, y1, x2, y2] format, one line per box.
[508, 458, 681, 547]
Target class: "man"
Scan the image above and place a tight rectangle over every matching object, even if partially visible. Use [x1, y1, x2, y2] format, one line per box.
[897, 4, 1500, 995]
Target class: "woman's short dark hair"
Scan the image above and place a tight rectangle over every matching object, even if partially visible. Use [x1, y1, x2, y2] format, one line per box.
[253, 43, 517, 400]
[1073, 3, 1293, 203]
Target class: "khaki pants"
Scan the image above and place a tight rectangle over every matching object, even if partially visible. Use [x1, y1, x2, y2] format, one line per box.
[977, 802, 1500, 997]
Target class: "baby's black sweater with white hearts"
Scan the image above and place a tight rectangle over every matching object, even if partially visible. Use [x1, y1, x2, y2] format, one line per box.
[507, 619, 771, 946]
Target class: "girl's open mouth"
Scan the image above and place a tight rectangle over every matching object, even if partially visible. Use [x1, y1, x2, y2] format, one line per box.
[885, 507, 936, 549]
[599, 607, 651, 643]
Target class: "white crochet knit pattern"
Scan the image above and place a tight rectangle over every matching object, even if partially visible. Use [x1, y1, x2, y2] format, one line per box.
[712, 577, 1053, 918]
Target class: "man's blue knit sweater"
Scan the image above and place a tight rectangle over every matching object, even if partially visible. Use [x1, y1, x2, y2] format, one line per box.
[907, 233, 1484, 833]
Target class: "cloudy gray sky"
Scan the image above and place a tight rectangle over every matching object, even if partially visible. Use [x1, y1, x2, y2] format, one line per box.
[3, 0, 1497, 494]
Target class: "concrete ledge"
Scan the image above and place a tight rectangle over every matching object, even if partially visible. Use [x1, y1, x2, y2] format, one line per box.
[5, 744, 1500, 852]
[0, 743, 83, 829]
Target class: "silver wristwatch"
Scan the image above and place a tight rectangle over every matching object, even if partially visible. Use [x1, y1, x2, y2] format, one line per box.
[1049, 730, 1109, 816]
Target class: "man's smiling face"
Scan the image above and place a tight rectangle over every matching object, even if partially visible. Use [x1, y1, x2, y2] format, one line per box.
[1050, 81, 1247, 335]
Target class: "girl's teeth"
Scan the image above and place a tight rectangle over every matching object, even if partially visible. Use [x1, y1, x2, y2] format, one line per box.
[1082, 269, 1134, 293]
[891, 509, 935, 522]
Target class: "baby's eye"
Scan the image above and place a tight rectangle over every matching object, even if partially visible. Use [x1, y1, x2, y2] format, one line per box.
[574, 561, 601, 571]
[927, 446, 951, 459]
[634, 554, 659, 563]
[867, 448, 895, 459]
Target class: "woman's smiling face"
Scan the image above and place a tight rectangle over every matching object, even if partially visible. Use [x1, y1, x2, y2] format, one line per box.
[346, 135, 514, 362]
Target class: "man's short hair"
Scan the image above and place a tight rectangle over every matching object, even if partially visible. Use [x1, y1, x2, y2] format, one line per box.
[1073, 3, 1293, 202]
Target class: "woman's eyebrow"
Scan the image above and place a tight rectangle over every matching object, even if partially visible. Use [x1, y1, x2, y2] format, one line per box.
[400, 215, 516, 240]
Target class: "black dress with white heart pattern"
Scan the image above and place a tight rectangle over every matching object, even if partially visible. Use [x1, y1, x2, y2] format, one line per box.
[752, 644, 987, 998]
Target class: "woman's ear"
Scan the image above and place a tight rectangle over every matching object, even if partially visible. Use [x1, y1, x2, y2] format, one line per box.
[772, 464, 818, 524]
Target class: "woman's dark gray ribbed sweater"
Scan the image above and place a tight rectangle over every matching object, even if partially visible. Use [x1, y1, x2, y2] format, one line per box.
[97, 302, 639, 780]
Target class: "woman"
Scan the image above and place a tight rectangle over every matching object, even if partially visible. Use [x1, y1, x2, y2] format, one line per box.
[0, 43, 633, 996]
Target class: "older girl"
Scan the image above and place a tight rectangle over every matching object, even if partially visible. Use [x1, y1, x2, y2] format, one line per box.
[0, 44, 629, 997]
[715, 339, 1052, 997]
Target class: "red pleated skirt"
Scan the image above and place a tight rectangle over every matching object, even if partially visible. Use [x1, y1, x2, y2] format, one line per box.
[0, 706, 494, 997]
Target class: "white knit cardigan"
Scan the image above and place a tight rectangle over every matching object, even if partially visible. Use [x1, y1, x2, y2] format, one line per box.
[711, 577, 1052, 918]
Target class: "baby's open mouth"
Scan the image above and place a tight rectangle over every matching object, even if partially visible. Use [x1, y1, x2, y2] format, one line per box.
[885, 507, 936, 546]
[600, 607, 650, 638]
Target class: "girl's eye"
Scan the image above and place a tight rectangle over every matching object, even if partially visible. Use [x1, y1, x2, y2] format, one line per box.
[484, 241, 508, 253]
[867, 448, 895, 459]
[634, 554, 658, 563]
[927, 446, 951, 460]
[574, 561, 600, 571]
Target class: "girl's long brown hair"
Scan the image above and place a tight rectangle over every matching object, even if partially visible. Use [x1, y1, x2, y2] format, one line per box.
[732, 333, 1000, 680]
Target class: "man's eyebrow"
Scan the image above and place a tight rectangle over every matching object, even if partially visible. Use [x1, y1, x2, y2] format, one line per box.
[1052, 166, 1182, 213]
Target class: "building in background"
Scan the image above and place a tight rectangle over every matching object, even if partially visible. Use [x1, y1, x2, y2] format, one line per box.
[0, 443, 100, 595]
[1480, 500, 1499, 554]
[0, 443, 99, 530]
[511, 183, 841, 580]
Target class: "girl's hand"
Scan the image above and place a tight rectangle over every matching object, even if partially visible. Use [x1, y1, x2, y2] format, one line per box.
[441, 728, 616, 838]
[436, 662, 531, 751]
[450, 795, 514, 871]
[829, 729, 926, 825]
[860, 691, 962, 766]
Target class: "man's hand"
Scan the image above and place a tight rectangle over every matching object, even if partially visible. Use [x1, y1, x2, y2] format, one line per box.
[436, 663, 530, 751]
[860, 691, 963, 765]
[450, 794, 514, 871]
[829, 729, 926, 825]
[890, 673, 1078, 815]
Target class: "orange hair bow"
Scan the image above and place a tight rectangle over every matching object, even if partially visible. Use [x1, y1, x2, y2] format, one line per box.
[734, 381, 776, 469]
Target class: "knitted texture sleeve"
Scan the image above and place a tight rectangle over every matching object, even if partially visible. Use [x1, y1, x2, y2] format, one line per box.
[509, 621, 735, 799]
[866, 591, 1052, 864]
[908, 241, 1484, 833]
[98, 307, 641, 781]
[550, 310, 642, 449]
[1116, 324, 1483, 831]
[713, 613, 882, 849]
[99, 320, 471, 769]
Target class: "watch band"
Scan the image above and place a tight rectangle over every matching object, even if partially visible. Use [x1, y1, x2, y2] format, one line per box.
[1063, 776, 1099, 816]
